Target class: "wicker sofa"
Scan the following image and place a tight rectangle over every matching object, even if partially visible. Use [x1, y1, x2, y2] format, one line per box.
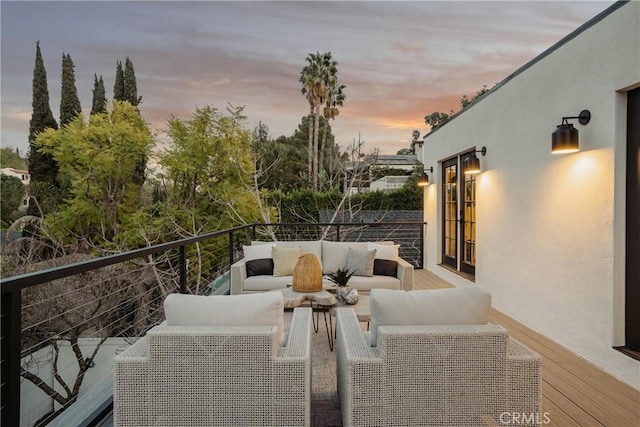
[336, 287, 541, 427]
[114, 293, 312, 427]
[230, 240, 414, 295]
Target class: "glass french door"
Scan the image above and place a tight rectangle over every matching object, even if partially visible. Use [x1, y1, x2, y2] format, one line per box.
[442, 158, 458, 268]
[441, 151, 477, 277]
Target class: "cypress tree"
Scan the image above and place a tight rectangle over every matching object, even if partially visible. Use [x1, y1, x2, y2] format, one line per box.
[121, 57, 145, 184]
[59, 53, 82, 126]
[123, 57, 141, 106]
[28, 41, 59, 191]
[113, 60, 124, 101]
[91, 74, 107, 115]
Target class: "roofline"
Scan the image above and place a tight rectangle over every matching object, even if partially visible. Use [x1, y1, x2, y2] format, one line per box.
[424, 0, 629, 140]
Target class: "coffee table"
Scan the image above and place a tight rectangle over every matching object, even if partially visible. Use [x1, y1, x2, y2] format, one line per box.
[270, 287, 338, 348]
[327, 294, 370, 351]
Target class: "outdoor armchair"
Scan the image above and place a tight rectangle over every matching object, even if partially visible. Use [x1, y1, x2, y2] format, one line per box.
[335, 288, 541, 427]
[114, 293, 312, 427]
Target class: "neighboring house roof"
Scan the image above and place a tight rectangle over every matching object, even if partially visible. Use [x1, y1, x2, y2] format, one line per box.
[423, 0, 629, 140]
[374, 155, 422, 167]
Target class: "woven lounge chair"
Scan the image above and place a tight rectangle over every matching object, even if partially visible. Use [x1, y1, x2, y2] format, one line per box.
[114, 293, 312, 427]
[336, 287, 541, 427]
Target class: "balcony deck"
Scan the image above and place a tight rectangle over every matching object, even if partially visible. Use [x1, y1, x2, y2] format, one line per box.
[414, 269, 640, 427]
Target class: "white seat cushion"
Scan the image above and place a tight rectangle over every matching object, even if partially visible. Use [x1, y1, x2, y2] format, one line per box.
[369, 286, 491, 346]
[348, 275, 402, 292]
[164, 292, 285, 345]
[243, 275, 291, 291]
[321, 241, 368, 274]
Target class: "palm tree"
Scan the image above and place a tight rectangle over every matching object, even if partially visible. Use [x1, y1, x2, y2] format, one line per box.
[299, 52, 339, 190]
[319, 82, 346, 186]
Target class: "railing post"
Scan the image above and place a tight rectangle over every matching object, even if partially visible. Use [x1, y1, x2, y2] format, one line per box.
[251, 224, 256, 241]
[229, 230, 235, 268]
[179, 246, 187, 294]
[420, 222, 426, 269]
[1, 289, 22, 426]
[336, 223, 341, 242]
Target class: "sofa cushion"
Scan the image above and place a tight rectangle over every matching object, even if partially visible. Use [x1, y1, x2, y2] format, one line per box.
[272, 246, 301, 277]
[243, 275, 291, 292]
[246, 258, 274, 276]
[369, 287, 491, 346]
[277, 241, 322, 259]
[373, 259, 398, 277]
[321, 241, 369, 274]
[367, 242, 399, 261]
[346, 248, 376, 277]
[348, 275, 401, 292]
[243, 243, 275, 260]
[163, 292, 285, 346]
[368, 242, 399, 276]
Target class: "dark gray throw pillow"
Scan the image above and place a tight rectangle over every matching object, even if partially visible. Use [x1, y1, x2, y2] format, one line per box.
[246, 258, 274, 277]
[373, 259, 398, 277]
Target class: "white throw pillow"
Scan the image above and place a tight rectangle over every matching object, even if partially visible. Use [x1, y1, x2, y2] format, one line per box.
[367, 242, 399, 261]
[243, 243, 275, 261]
[369, 286, 491, 346]
[272, 246, 301, 277]
[164, 292, 285, 346]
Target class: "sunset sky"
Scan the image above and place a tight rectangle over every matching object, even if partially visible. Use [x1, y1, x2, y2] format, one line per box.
[1, 1, 614, 156]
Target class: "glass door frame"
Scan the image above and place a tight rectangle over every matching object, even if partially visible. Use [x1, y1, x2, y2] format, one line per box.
[440, 150, 477, 278]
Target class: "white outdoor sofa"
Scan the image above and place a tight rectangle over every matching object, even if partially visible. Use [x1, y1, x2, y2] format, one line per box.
[230, 240, 414, 294]
[336, 287, 542, 427]
[113, 293, 312, 427]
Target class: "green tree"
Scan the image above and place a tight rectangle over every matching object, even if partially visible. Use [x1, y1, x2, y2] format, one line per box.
[300, 52, 341, 190]
[123, 57, 141, 106]
[424, 85, 493, 133]
[28, 41, 60, 216]
[0, 147, 27, 169]
[160, 105, 257, 222]
[0, 175, 25, 226]
[113, 60, 124, 101]
[59, 53, 81, 127]
[34, 101, 154, 245]
[91, 74, 107, 115]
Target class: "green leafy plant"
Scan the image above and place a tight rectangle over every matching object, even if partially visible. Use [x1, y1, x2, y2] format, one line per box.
[327, 268, 355, 286]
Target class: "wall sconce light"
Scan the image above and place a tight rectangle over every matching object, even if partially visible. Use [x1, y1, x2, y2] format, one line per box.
[463, 147, 487, 175]
[417, 167, 433, 187]
[551, 109, 591, 154]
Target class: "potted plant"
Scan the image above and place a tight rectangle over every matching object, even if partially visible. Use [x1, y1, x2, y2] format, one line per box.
[327, 268, 355, 302]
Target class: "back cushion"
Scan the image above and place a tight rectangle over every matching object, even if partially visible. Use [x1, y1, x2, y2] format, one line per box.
[164, 292, 285, 346]
[369, 286, 491, 346]
[321, 241, 368, 274]
[243, 243, 275, 276]
[276, 241, 322, 260]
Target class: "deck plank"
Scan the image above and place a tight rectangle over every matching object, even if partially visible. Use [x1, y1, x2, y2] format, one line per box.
[412, 269, 640, 427]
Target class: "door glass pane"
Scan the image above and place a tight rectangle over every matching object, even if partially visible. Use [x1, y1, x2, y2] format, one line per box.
[443, 163, 457, 260]
[463, 171, 476, 266]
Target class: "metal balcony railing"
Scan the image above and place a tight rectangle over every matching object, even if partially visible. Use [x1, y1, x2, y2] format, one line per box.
[1, 221, 426, 426]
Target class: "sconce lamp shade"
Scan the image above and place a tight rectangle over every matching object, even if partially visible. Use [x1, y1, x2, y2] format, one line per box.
[463, 147, 486, 175]
[551, 110, 590, 154]
[464, 155, 482, 175]
[552, 123, 579, 153]
[417, 172, 430, 187]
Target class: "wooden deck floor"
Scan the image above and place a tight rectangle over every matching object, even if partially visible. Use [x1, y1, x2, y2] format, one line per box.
[414, 269, 640, 427]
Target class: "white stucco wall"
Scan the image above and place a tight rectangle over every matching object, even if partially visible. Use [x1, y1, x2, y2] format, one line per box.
[421, 2, 639, 388]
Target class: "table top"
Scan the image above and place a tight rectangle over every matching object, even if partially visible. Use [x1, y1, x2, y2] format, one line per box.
[330, 294, 370, 321]
[271, 287, 338, 308]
